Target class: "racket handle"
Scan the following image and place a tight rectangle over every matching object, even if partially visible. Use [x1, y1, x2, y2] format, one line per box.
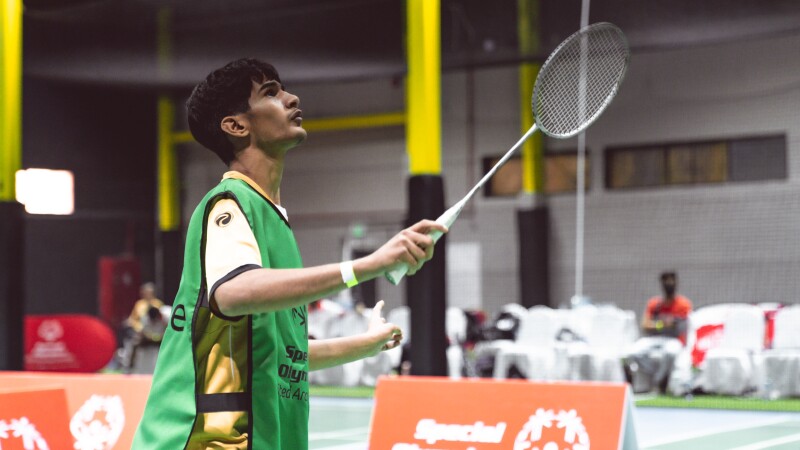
[385, 202, 463, 285]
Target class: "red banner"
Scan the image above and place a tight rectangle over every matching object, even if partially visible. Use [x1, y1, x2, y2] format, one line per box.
[24, 314, 117, 372]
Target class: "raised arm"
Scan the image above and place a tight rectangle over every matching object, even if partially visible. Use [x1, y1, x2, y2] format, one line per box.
[213, 218, 447, 317]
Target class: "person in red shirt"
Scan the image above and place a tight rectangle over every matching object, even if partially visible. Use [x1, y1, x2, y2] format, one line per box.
[625, 271, 694, 393]
[641, 271, 693, 342]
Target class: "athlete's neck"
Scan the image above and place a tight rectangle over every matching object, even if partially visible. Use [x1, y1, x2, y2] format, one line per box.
[229, 149, 284, 205]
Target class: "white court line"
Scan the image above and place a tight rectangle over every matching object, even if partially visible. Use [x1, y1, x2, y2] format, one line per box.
[313, 443, 367, 450]
[309, 426, 370, 441]
[726, 432, 800, 450]
[640, 417, 792, 448]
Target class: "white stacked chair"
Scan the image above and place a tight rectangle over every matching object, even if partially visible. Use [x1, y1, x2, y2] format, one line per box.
[566, 305, 632, 382]
[307, 301, 344, 340]
[703, 304, 765, 395]
[759, 305, 800, 398]
[472, 303, 530, 372]
[493, 306, 560, 380]
[446, 306, 468, 379]
[668, 303, 733, 395]
[502, 303, 529, 319]
[567, 304, 598, 342]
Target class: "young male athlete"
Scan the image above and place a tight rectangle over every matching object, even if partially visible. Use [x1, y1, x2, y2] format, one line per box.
[132, 58, 447, 449]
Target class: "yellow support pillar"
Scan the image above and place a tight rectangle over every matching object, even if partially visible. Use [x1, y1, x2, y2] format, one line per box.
[406, 0, 441, 175]
[156, 6, 178, 232]
[518, 0, 544, 195]
[405, 0, 447, 376]
[155, 7, 182, 302]
[1, 0, 23, 201]
[0, 0, 24, 370]
[517, 0, 550, 308]
[157, 96, 180, 231]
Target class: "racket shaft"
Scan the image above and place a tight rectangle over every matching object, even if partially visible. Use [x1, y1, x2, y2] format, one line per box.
[385, 123, 538, 285]
[466, 123, 538, 201]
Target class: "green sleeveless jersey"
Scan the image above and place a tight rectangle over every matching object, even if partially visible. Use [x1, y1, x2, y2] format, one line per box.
[133, 173, 309, 450]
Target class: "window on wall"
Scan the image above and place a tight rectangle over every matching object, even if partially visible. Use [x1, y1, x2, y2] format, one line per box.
[482, 151, 590, 197]
[482, 156, 523, 197]
[546, 152, 591, 194]
[605, 135, 786, 189]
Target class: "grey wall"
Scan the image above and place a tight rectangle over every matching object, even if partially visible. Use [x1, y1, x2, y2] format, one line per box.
[180, 31, 800, 318]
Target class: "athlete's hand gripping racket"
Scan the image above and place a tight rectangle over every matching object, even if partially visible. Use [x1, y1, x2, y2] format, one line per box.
[386, 22, 630, 285]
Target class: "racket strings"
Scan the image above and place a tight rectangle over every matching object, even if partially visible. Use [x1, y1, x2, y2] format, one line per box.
[533, 23, 629, 138]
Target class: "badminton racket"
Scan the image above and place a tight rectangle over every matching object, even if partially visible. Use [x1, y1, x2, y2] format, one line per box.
[387, 22, 630, 285]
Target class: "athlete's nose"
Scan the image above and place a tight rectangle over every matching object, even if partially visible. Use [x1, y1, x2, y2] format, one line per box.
[285, 91, 300, 109]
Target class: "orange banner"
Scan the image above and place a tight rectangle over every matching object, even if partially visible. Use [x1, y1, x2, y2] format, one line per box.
[0, 388, 73, 450]
[370, 377, 638, 450]
[0, 372, 152, 450]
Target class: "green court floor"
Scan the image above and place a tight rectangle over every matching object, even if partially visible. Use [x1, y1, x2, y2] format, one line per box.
[310, 398, 372, 449]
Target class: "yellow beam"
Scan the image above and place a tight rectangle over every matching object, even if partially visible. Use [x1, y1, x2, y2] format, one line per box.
[158, 96, 180, 231]
[1, 0, 22, 201]
[172, 130, 195, 144]
[172, 111, 406, 144]
[301, 111, 405, 132]
[518, 0, 544, 194]
[406, 0, 441, 175]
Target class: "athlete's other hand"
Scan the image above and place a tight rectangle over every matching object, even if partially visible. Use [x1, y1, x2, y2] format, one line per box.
[366, 300, 402, 356]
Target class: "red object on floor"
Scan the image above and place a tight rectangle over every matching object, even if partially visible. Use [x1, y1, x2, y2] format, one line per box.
[24, 314, 117, 372]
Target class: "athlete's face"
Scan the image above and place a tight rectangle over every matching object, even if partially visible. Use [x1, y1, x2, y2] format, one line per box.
[244, 77, 306, 152]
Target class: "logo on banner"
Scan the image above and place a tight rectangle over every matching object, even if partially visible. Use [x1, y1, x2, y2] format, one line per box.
[389, 409, 590, 450]
[514, 409, 590, 450]
[38, 321, 63, 342]
[0, 417, 50, 450]
[412, 419, 506, 445]
[69, 395, 125, 450]
[26, 320, 79, 369]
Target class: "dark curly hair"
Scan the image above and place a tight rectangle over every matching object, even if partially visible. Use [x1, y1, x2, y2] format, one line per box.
[186, 58, 281, 165]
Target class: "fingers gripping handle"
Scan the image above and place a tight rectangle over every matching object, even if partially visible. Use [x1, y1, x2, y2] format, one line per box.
[385, 202, 463, 285]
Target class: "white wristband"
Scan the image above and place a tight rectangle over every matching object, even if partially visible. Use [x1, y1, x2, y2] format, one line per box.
[339, 261, 358, 288]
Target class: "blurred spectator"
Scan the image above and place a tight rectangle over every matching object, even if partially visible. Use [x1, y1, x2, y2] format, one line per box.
[642, 271, 692, 342]
[120, 282, 167, 373]
[625, 271, 693, 393]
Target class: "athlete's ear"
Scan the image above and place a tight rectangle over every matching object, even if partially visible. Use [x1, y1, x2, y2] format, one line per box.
[220, 115, 249, 138]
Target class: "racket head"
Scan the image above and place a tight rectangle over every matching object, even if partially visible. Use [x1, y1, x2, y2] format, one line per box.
[532, 22, 630, 139]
